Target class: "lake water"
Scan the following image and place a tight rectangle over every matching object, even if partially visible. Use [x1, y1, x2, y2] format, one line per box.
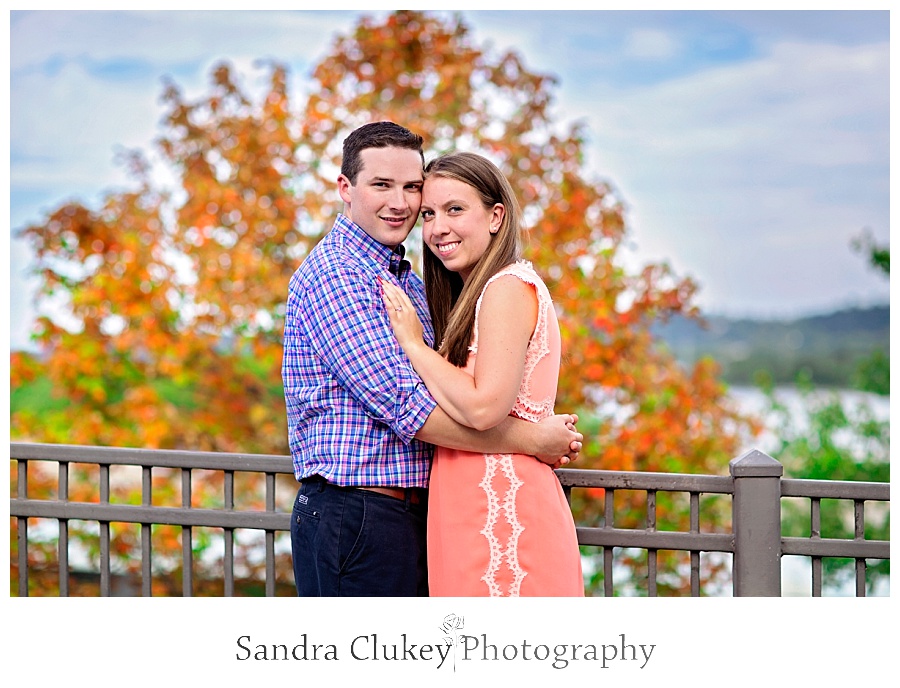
[726, 385, 890, 459]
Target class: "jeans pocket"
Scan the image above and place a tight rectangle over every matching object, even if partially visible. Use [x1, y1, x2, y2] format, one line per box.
[291, 485, 324, 596]
[292, 487, 321, 525]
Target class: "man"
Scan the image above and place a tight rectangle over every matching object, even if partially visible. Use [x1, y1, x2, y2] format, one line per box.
[282, 121, 581, 597]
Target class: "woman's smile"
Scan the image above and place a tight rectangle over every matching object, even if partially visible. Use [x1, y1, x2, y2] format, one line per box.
[436, 240, 460, 255]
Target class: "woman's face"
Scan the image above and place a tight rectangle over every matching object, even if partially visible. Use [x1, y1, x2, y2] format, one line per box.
[420, 176, 504, 282]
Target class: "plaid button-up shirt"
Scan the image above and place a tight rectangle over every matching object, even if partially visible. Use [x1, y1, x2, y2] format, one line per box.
[281, 214, 437, 488]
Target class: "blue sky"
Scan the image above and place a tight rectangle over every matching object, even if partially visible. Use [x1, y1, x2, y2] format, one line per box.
[6, 8, 892, 351]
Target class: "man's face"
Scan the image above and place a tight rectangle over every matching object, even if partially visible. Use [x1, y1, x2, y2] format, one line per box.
[337, 146, 424, 248]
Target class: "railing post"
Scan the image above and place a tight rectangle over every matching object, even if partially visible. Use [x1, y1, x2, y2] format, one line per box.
[730, 449, 783, 597]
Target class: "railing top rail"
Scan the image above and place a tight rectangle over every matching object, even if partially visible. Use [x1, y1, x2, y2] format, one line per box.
[11, 443, 890, 501]
[781, 477, 890, 501]
[557, 467, 734, 494]
[10, 442, 294, 474]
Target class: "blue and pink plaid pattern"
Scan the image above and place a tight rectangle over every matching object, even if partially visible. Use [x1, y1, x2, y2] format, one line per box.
[282, 214, 437, 488]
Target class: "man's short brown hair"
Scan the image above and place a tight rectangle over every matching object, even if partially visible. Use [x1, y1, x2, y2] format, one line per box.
[341, 121, 425, 184]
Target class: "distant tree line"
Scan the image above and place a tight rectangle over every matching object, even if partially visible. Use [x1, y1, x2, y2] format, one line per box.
[653, 304, 889, 392]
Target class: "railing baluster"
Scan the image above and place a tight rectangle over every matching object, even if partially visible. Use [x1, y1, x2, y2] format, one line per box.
[142, 466, 152, 597]
[603, 488, 614, 597]
[59, 461, 69, 597]
[224, 470, 235, 597]
[690, 492, 700, 597]
[17, 459, 28, 597]
[266, 472, 276, 597]
[100, 463, 111, 596]
[811, 497, 822, 596]
[646, 490, 657, 598]
[182, 467, 193, 597]
[854, 500, 866, 597]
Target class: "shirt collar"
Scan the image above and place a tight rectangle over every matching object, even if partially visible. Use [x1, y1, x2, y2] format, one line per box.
[334, 213, 409, 276]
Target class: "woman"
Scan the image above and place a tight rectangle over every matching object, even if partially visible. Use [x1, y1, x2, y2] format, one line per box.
[380, 151, 584, 597]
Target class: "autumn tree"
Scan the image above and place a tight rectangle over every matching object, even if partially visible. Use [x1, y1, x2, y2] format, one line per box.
[12, 10, 758, 595]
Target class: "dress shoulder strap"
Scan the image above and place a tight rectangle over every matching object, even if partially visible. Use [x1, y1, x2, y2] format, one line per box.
[470, 260, 550, 353]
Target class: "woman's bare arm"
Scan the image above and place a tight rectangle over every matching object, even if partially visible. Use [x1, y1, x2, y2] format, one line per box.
[381, 275, 536, 430]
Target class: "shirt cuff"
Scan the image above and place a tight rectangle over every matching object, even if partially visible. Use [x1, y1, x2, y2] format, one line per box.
[392, 369, 438, 444]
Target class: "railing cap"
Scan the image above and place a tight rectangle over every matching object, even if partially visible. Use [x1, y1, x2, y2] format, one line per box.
[729, 449, 783, 478]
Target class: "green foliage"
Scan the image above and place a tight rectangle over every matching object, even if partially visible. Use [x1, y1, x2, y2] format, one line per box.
[852, 228, 889, 275]
[853, 349, 890, 396]
[10, 375, 70, 414]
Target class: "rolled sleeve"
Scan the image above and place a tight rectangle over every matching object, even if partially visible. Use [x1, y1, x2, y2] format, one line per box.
[391, 360, 438, 443]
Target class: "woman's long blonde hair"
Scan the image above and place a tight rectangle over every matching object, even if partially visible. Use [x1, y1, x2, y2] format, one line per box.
[423, 152, 524, 367]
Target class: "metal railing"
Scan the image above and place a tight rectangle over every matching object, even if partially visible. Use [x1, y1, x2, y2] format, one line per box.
[10, 442, 890, 597]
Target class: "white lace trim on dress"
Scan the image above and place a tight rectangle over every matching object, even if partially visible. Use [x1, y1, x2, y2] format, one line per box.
[479, 453, 526, 597]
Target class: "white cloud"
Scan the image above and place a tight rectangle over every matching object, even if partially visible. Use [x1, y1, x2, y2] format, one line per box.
[623, 28, 681, 60]
[584, 40, 888, 160]
[10, 10, 353, 73]
[563, 38, 889, 316]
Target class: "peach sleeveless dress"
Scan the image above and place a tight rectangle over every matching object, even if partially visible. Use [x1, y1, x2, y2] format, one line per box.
[427, 261, 584, 597]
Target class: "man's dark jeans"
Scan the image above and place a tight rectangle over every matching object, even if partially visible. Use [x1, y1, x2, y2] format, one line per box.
[291, 476, 428, 596]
